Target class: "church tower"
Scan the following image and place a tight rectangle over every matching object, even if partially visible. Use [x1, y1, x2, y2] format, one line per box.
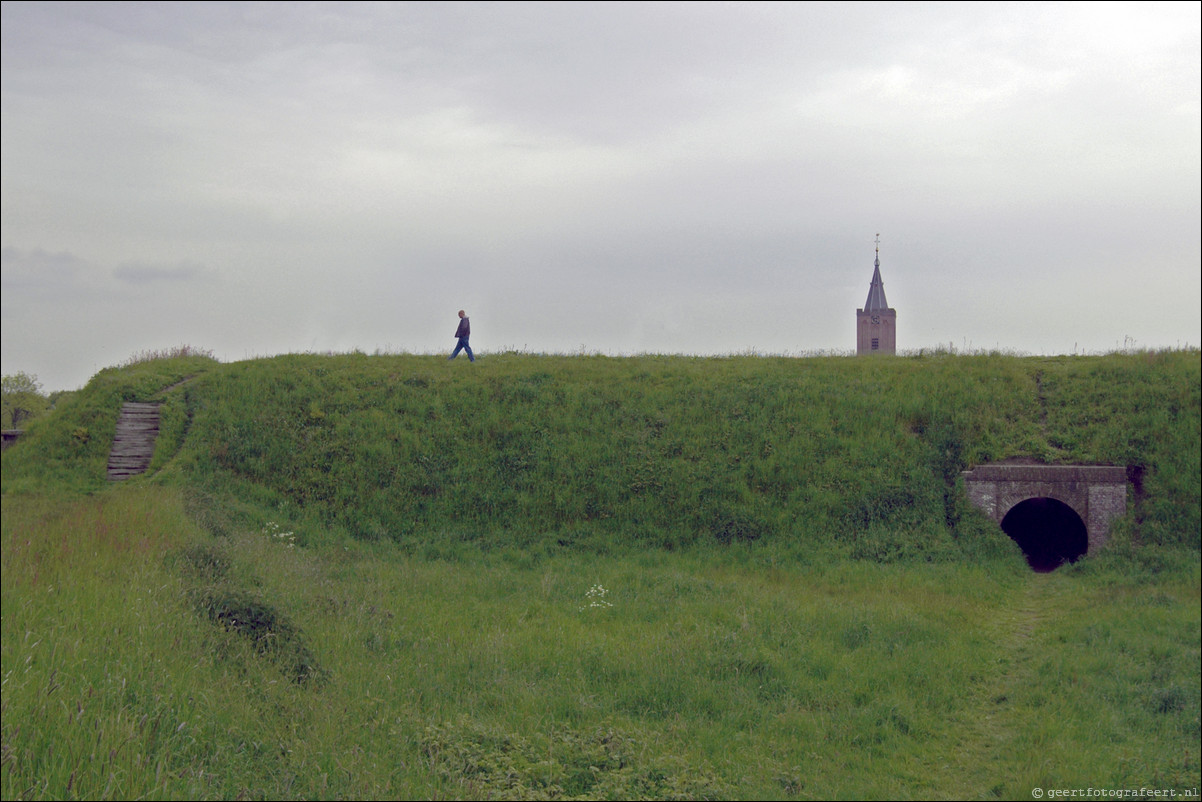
[856, 235, 896, 354]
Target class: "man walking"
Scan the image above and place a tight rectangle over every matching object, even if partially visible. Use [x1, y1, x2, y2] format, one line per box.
[449, 309, 474, 362]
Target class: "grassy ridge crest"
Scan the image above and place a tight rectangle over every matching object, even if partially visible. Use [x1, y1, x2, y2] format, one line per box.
[4, 350, 1200, 558]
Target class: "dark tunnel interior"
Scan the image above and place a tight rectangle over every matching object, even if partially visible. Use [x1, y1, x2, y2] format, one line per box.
[1000, 497, 1089, 572]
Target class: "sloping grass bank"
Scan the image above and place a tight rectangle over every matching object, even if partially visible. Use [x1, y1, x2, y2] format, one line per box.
[2, 350, 1199, 799]
[169, 350, 1200, 558]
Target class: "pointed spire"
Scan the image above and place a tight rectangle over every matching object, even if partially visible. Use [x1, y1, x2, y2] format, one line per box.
[863, 234, 890, 311]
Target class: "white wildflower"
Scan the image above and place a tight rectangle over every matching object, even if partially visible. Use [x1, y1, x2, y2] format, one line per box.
[580, 583, 614, 611]
[262, 521, 296, 548]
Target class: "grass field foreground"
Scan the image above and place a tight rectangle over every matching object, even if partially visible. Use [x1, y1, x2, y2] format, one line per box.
[2, 484, 1198, 799]
[2, 350, 1199, 799]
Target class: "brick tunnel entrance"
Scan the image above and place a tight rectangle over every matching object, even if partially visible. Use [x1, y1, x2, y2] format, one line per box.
[1000, 497, 1089, 572]
[962, 463, 1126, 570]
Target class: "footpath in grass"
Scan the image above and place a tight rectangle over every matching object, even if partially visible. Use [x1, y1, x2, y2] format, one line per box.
[923, 567, 1200, 800]
[921, 573, 1058, 797]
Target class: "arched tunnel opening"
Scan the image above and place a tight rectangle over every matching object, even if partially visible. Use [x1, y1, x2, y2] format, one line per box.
[1001, 497, 1088, 572]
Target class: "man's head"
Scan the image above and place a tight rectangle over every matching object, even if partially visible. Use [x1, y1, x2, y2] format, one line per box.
[458, 310, 466, 318]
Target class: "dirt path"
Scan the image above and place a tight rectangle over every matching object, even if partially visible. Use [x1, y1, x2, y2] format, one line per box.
[942, 573, 1058, 794]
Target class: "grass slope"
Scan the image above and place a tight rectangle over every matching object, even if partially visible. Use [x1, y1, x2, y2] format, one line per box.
[2, 350, 1199, 799]
[143, 350, 1201, 556]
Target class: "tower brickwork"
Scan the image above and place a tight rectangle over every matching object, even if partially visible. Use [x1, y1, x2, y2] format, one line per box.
[856, 238, 896, 354]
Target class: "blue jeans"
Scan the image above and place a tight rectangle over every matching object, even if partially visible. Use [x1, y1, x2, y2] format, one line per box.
[449, 337, 474, 361]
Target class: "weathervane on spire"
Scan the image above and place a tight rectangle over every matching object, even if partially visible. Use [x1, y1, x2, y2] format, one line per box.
[875, 233, 880, 253]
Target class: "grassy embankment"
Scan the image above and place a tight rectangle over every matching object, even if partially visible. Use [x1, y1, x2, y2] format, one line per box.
[2, 350, 1199, 799]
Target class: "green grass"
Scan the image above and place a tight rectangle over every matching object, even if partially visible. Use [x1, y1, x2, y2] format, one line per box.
[108, 349, 1193, 559]
[2, 349, 1199, 799]
[3, 487, 1197, 799]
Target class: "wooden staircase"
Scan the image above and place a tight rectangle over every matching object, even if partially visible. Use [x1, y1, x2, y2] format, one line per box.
[107, 402, 161, 481]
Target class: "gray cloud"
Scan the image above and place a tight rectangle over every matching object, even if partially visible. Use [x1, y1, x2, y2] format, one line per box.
[112, 260, 213, 284]
[2, 1, 1199, 391]
[1, 247, 94, 298]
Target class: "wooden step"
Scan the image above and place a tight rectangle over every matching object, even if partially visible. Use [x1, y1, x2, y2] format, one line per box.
[107, 402, 162, 481]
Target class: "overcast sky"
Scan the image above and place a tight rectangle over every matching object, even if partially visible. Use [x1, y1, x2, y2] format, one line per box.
[3, 1, 1199, 391]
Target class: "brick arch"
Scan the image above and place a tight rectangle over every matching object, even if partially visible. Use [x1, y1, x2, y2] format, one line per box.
[996, 488, 1086, 528]
[961, 463, 1127, 557]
